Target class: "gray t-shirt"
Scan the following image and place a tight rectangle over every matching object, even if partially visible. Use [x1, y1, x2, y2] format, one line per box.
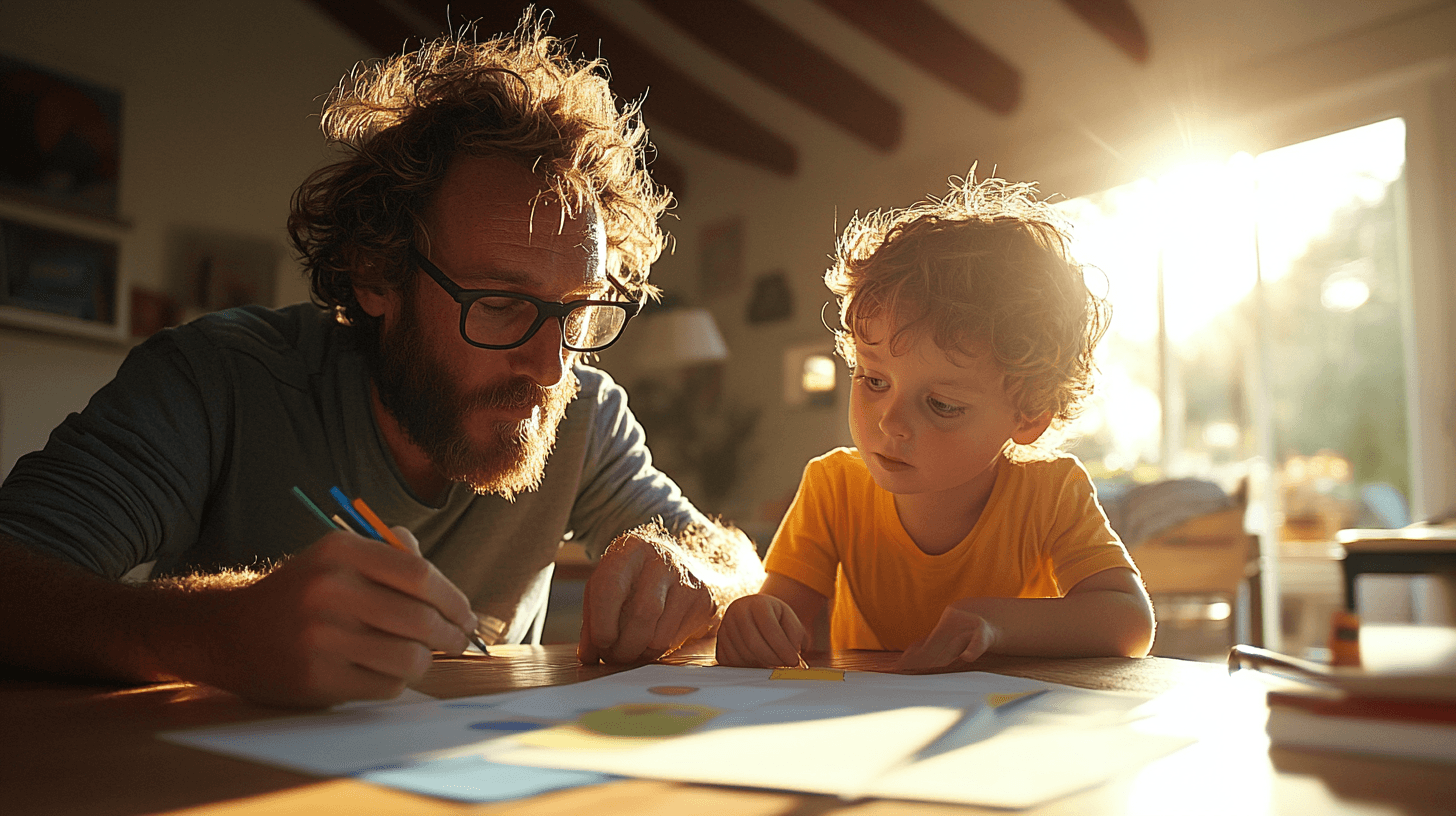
[0, 304, 704, 643]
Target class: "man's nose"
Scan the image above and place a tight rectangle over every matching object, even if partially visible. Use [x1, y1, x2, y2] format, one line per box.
[508, 318, 568, 388]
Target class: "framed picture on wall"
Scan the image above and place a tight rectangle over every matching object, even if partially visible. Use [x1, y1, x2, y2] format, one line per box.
[0, 53, 123, 219]
[699, 217, 744, 298]
[0, 217, 119, 338]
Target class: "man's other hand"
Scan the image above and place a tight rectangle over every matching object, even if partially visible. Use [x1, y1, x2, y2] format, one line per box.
[577, 528, 717, 664]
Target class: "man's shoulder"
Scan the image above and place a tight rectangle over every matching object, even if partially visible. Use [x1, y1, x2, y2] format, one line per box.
[165, 303, 341, 383]
[179, 303, 330, 350]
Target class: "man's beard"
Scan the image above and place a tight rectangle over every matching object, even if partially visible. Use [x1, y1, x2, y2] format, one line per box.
[370, 302, 579, 501]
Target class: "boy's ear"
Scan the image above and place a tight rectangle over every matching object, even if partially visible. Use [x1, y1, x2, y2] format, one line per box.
[1012, 410, 1053, 446]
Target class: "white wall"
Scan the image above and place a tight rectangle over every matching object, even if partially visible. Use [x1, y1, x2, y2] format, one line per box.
[0, 0, 371, 476]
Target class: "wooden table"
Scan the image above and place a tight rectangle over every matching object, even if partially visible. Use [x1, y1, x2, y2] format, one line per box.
[4, 644, 1453, 816]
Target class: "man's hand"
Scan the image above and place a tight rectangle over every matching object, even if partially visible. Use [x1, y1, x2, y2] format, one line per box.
[715, 594, 807, 668]
[578, 528, 718, 664]
[894, 604, 998, 672]
[202, 528, 477, 707]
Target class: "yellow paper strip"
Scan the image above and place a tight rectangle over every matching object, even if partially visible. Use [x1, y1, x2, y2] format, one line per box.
[769, 668, 845, 681]
[986, 689, 1045, 708]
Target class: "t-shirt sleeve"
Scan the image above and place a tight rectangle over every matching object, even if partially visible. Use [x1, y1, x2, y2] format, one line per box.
[761, 456, 841, 598]
[1044, 458, 1138, 592]
[566, 371, 709, 560]
[0, 328, 225, 578]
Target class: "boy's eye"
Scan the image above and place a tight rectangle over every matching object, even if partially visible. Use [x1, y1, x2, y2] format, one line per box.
[927, 397, 965, 417]
[855, 372, 888, 391]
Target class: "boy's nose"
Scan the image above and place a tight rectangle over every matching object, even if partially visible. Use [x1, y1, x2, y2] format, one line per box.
[878, 399, 912, 439]
[507, 318, 568, 388]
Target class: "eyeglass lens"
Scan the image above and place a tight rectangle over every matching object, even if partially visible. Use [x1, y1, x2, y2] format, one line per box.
[465, 296, 628, 350]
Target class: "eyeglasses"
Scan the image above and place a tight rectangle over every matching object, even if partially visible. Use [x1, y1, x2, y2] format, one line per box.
[410, 246, 642, 352]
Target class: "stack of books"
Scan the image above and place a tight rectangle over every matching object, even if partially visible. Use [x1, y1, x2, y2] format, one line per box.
[1231, 643, 1456, 763]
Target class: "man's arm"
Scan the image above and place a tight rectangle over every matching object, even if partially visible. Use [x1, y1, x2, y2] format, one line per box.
[896, 567, 1155, 670]
[0, 530, 479, 707]
[578, 518, 766, 664]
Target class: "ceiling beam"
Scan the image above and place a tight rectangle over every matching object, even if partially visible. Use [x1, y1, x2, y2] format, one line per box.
[1059, 0, 1150, 62]
[813, 0, 1020, 115]
[641, 0, 900, 153]
[306, 0, 422, 56]
[390, 0, 797, 176]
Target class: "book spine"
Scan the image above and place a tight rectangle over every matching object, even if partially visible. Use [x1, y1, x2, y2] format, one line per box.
[1266, 705, 1456, 764]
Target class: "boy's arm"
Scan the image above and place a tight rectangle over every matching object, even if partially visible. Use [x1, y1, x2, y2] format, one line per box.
[896, 567, 1154, 670]
[716, 573, 828, 668]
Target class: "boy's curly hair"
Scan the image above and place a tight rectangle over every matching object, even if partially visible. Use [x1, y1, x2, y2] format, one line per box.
[825, 174, 1110, 449]
[288, 7, 671, 328]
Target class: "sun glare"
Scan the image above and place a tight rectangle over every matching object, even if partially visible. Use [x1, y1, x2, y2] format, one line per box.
[1059, 117, 1407, 479]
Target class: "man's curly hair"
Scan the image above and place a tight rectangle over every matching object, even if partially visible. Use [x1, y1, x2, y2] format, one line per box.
[288, 8, 671, 329]
[825, 174, 1110, 448]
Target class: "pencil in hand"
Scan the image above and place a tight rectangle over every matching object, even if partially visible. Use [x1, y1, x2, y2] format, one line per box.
[347, 492, 494, 658]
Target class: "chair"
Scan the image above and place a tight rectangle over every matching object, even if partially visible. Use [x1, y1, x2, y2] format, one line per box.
[1112, 479, 1262, 660]
[1132, 506, 1262, 659]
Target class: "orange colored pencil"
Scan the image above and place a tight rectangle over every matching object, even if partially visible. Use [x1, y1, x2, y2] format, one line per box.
[351, 495, 492, 657]
[352, 497, 407, 551]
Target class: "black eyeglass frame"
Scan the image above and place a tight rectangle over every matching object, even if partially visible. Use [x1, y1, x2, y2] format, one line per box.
[409, 245, 643, 352]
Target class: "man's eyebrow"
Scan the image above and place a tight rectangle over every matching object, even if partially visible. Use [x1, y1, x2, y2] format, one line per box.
[460, 267, 604, 299]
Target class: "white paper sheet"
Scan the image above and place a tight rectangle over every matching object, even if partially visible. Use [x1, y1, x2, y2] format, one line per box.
[161, 663, 1195, 809]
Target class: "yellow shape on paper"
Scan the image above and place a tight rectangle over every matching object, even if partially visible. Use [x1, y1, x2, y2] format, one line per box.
[986, 690, 1045, 708]
[515, 703, 722, 751]
[769, 667, 845, 681]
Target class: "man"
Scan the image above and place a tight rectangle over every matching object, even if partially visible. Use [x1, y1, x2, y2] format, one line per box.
[0, 14, 763, 707]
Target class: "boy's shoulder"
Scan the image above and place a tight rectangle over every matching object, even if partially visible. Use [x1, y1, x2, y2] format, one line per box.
[801, 447, 874, 489]
[805, 446, 866, 475]
[999, 451, 1094, 490]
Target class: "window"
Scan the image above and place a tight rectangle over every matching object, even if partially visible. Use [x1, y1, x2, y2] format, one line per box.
[1059, 119, 1413, 650]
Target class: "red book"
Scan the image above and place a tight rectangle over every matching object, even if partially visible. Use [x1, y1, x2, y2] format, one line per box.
[1265, 688, 1456, 763]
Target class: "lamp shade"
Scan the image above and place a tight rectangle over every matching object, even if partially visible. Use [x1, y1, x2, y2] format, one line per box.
[632, 307, 729, 371]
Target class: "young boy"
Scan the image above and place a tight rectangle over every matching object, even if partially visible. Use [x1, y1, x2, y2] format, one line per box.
[716, 176, 1155, 671]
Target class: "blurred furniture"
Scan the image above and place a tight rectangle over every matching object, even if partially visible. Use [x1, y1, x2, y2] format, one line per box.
[1109, 478, 1262, 659]
[6, 642, 1453, 815]
[1336, 525, 1456, 624]
[1132, 504, 1263, 658]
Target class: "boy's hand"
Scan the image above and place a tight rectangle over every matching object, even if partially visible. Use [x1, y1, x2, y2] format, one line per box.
[715, 594, 807, 668]
[895, 605, 998, 672]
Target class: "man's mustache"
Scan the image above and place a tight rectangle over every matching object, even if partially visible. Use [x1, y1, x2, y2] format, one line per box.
[469, 376, 551, 412]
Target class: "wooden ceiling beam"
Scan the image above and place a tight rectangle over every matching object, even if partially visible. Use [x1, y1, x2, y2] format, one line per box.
[814, 0, 1020, 115]
[305, 0, 423, 57]
[392, 0, 797, 176]
[641, 0, 900, 153]
[1059, 0, 1150, 62]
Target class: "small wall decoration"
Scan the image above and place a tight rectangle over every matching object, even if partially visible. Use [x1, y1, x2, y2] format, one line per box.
[746, 270, 794, 324]
[699, 217, 744, 297]
[0, 54, 122, 219]
[167, 228, 280, 320]
[0, 217, 117, 326]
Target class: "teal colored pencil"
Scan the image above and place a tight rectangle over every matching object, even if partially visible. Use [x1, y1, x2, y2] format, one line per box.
[291, 486, 341, 531]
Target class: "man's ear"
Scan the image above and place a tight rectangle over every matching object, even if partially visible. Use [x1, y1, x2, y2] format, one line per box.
[1012, 410, 1053, 446]
[353, 280, 397, 321]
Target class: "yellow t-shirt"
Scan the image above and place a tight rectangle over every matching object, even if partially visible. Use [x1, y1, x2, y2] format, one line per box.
[763, 447, 1136, 650]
